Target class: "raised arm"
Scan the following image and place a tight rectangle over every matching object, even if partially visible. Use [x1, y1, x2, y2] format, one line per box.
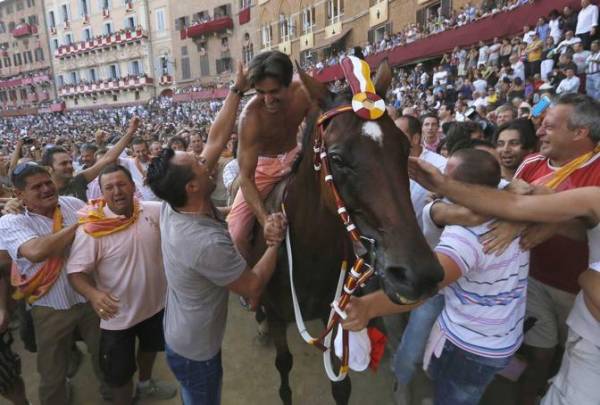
[202, 62, 249, 173]
[79, 116, 140, 183]
[409, 157, 600, 224]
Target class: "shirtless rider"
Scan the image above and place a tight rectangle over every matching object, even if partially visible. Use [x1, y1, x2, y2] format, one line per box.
[227, 50, 311, 259]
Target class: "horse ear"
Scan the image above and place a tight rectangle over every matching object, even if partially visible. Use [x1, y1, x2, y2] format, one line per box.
[295, 60, 332, 108]
[373, 59, 392, 99]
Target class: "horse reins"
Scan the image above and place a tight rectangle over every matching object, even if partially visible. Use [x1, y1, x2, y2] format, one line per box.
[284, 55, 387, 381]
[284, 104, 379, 382]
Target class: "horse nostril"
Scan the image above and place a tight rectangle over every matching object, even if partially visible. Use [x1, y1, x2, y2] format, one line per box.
[384, 266, 414, 289]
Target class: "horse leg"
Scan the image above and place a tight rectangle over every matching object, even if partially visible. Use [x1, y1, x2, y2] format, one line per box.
[271, 319, 293, 405]
[321, 316, 352, 405]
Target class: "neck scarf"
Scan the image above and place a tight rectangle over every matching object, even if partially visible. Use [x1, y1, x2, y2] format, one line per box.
[545, 145, 600, 190]
[78, 198, 140, 238]
[11, 207, 64, 304]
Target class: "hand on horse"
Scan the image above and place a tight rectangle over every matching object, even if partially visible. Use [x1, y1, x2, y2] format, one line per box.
[341, 296, 370, 332]
[264, 212, 288, 247]
[407, 157, 446, 193]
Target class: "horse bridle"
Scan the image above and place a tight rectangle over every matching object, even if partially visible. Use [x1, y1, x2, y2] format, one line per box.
[284, 103, 380, 381]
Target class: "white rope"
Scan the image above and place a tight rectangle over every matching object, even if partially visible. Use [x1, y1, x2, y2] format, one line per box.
[285, 225, 348, 382]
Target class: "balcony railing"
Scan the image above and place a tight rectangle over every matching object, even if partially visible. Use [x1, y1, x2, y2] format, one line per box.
[12, 24, 37, 38]
[0, 73, 52, 89]
[55, 29, 147, 59]
[185, 16, 233, 39]
[59, 75, 154, 97]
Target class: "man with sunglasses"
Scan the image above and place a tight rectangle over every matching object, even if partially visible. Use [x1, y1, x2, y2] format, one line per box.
[0, 162, 102, 404]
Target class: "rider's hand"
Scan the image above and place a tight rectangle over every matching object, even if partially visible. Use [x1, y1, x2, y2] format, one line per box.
[234, 61, 250, 93]
[264, 213, 287, 247]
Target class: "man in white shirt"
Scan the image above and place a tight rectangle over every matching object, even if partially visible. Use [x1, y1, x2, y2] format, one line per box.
[556, 30, 582, 55]
[522, 25, 536, 44]
[576, 0, 599, 48]
[473, 74, 488, 94]
[556, 67, 581, 94]
[573, 41, 592, 74]
[395, 115, 447, 230]
[119, 138, 159, 201]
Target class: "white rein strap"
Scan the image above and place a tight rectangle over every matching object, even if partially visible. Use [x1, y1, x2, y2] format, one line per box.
[285, 225, 349, 382]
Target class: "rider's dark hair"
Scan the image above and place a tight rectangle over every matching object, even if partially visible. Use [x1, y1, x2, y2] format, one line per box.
[146, 148, 195, 208]
[248, 50, 293, 88]
[451, 148, 501, 188]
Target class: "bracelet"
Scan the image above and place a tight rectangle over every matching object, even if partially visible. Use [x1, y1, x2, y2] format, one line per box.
[230, 85, 245, 98]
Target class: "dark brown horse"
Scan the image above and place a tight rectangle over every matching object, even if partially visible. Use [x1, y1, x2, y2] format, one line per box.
[250, 61, 443, 405]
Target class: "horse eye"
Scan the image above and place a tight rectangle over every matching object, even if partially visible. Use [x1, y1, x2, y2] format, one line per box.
[328, 153, 345, 166]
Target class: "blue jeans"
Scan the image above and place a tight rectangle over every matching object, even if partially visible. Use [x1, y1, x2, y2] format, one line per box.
[428, 340, 511, 405]
[166, 345, 222, 405]
[393, 294, 444, 385]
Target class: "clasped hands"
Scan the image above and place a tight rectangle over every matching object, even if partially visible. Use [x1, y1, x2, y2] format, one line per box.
[263, 212, 287, 247]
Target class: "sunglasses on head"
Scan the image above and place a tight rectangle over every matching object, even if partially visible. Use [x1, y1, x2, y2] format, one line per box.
[12, 161, 40, 176]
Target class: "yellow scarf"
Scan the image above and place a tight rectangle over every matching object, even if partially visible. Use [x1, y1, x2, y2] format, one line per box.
[545, 145, 600, 190]
[11, 207, 64, 303]
[78, 198, 140, 238]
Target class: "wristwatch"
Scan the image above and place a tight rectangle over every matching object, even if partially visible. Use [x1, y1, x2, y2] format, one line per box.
[230, 85, 245, 98]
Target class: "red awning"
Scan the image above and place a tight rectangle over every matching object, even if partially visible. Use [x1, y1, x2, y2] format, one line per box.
[239, 7, 250, 25]
[314, 0, 579, 82]
[12, 24, 32, 38]
[186, 16, 234, 38]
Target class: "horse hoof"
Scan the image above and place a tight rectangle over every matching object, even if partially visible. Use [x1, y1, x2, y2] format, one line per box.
[279, 387, 292, 405]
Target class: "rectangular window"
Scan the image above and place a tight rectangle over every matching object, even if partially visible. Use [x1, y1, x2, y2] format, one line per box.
[34, 47, 44, 61]
[109, 64, 118, 79]
[27, 0, 35, 7]
[239, 0, 251, 8]
[125, 16, 135, 30]
[302, 7, 316, 33]
[155, 8, 165, 32]
[89, 68, 97, 81]
[51, 38, 59, 51]
[25, 50, 32, 63]
[200, 54, 209, 76]
[16, 1, 24, 11]
[0, 23, 5, 34]
[57, 75, 64, 87]
[102, 0, 110, 10]
[129, 60, 141, 75]
[3, 57, 11, 67]
[61, 4, 69, 22]
[70, 71, 77, 84]
[65, 33, 74, 44]
[28, 15, 38, 26]
[83, 27, 92, 41]
[181, 45, 188, 57]
[181, 56, 190, 79]
[104, 22, 113, 35]
[20, 89, 27, 100]
[279, 15, 293, 42]
[49, 11, 56, 28]
[261, 24, 272, 48]
[80, 0, 89, 17]
[326, 0, 344, 24]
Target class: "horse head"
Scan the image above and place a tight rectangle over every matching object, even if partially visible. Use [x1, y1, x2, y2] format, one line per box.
[297, 60, 444, 304]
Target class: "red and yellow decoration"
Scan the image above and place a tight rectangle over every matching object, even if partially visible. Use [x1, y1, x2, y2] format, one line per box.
[78, 198, 140, 238]
[340, 56, 386, 120]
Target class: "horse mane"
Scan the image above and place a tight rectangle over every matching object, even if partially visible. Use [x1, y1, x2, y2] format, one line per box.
[290, 88, 352, 175]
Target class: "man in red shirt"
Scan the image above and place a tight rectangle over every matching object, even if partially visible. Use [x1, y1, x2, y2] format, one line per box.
[513, 94, 600, 405]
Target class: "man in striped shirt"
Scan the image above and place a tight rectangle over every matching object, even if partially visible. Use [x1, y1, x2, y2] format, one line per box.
[0, 163, 101, 405]
[342, 149, 529, 405]
[586, 40, 600, 99]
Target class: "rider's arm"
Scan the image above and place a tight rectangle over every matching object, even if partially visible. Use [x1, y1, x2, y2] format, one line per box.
[203, 63, 247, 172]
[238, 112, 269, 227]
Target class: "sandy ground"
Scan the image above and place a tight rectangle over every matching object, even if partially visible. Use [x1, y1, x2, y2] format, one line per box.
[16, 295, 516, 405]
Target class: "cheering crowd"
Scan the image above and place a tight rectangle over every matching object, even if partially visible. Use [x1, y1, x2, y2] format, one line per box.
[0, 1, 599, 405]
